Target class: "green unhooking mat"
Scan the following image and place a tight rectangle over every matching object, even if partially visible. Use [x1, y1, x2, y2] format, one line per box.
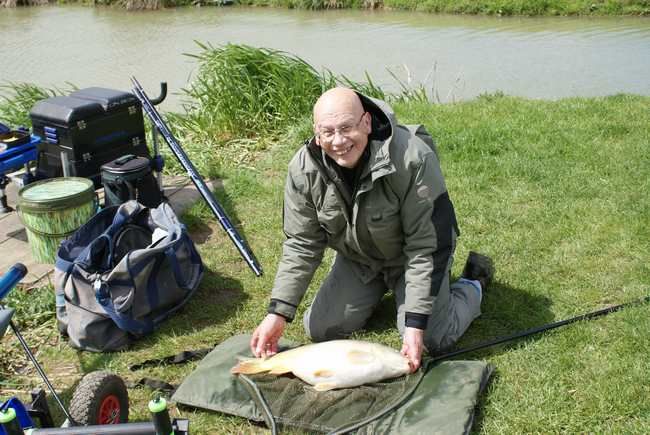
[172, 335, 493, 434]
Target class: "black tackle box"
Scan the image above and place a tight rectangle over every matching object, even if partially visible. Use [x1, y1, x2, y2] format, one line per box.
[30, 87, 150, 187]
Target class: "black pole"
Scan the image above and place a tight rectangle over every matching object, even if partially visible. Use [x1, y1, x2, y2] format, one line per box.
[432, 295, 650, 362]
[0, 264, 75, 424]
[149, 82, 167, 197]
[149, 82, 167, 106]
[9, 320, 77, 425]
[131, 77, 263, 277]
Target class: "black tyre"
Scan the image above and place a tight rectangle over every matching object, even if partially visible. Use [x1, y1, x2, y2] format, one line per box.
[69, 371, 129, 425]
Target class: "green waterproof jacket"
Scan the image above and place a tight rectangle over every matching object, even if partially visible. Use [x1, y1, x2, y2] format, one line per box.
[269, 93, 458, 329]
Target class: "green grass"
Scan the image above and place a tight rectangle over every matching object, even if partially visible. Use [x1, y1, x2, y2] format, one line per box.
[2, 285, 55, 330]
[1, 49, 649, 432]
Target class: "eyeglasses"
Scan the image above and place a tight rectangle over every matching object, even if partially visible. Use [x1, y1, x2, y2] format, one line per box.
[317, 112, 367, 144]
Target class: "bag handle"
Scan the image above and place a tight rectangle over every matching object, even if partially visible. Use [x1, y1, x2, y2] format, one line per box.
[164, 232, 201, 290]
[96, 234, 115, 271]
[165, 246, 189, 289]
[94, 278, 154, 335]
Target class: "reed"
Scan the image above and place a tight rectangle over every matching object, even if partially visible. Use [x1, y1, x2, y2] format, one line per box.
[239, 0, 366, 9]
[381, 0, 650, 15]
[218, 0, 650, 14]
[178, 43, 324, 140]
[2, 0, 648, 14]
[0, 83, 64, 128]
[0, 0, 47, 6]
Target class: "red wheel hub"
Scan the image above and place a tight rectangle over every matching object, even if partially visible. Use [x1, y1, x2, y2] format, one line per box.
[98, 394, 121, 424]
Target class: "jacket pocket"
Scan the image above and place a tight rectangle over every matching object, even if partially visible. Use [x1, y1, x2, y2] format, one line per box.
[317, 189, 347, 237]
[364, 206, 403, 258]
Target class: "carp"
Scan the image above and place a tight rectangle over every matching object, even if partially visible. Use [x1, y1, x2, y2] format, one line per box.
[231, 340, 411, 391]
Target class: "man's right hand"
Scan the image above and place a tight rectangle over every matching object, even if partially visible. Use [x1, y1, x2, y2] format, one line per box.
[250, 313, 286, 358]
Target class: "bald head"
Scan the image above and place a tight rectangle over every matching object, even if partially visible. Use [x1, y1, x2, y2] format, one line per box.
[313, 87, 365, 126]
[312, 87, 372, 169]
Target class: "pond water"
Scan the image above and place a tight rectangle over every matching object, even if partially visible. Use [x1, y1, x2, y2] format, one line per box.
[1, 5, 649, 109]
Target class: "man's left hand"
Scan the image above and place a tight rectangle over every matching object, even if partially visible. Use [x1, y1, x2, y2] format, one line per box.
[400, 327, 424, 373]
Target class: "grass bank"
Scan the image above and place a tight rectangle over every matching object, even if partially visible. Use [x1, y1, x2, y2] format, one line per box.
[1, 45, 650, 433]
[2, 0, 650, 15]
[241, 0, 650, 16]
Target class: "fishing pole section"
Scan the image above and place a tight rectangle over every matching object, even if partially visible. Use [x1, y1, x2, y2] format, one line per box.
[130, 77, 263, 277]
[432, 295, 650, 363]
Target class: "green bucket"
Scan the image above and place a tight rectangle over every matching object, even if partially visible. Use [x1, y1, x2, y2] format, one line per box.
[18, 177, 97, 264]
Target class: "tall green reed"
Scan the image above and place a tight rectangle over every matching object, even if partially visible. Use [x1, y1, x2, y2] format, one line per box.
[180, 43, 324, 140]
[0, 82, 67, 128]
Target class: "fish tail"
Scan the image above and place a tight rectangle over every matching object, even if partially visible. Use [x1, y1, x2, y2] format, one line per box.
[230, 358, 269, 375]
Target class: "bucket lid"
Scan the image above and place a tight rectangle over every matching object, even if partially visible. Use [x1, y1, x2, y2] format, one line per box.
[101, 154, 151, 174]
[19, 177, 95, 211]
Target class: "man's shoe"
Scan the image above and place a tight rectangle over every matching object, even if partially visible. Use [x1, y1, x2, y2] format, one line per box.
[461, 251, 495, 292]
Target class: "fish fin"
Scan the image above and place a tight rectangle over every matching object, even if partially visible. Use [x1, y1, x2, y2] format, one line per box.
[313, 369, 335, 378]
[314, 382, 337, 392]
[268, 363, 293, 375]
[230, 358, 267, 375]
[346, 349, 374, 365]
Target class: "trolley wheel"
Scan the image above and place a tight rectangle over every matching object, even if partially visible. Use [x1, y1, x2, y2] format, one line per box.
[69, 371, 129, 425]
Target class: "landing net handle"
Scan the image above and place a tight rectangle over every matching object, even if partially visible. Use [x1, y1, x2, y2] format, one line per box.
[131, 77, 263, 277]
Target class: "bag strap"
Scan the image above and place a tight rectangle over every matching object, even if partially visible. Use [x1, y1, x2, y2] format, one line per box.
[96, 234, 115, 271]
[128, 346, 216, 395]
[144, 236, 203, 327]
[165, 231, 202, 289]
[128, 378, 177, 395]
[129, 348, 213, 371]
[94, 278, 154, 335]
[165, 245, 190, 289]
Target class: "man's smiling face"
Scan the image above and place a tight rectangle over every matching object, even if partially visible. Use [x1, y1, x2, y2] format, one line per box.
[313, 88, 372, 169]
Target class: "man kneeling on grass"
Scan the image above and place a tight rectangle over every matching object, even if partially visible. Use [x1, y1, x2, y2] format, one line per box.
[250, 87, 494, 371]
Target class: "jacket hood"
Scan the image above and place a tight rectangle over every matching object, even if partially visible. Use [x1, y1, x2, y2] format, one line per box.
[356, 92, 396, 145]
[356, 92, 397, 180]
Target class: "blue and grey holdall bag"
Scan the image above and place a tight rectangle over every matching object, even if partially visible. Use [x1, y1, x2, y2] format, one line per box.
[54, 200, 204, 352]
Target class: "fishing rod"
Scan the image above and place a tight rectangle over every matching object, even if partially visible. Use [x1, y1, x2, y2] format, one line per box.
[131, 77, 263, 277]
[432, 295, 650, 363]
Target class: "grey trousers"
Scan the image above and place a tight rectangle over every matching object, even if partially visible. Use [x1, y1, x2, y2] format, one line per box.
[303, 253, 482, 352]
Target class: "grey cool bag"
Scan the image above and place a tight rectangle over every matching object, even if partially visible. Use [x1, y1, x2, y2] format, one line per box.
[54, 200, 203, 352]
